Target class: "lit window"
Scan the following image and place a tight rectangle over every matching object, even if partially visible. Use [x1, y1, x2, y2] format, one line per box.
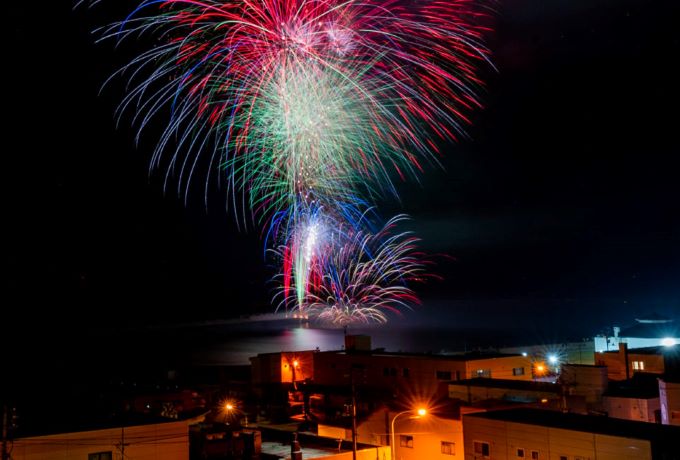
[473, 441, 490, 458]
[517, 447, 525, 457]
[513, 367, 525, 376]
[532, 451, 540, 460]
[632, 361, 645, 371]
[400, 435, 413, 448]
[476, 369, 492, 378]
[441, 441, 455, 455]
[89, 453, 112, 460]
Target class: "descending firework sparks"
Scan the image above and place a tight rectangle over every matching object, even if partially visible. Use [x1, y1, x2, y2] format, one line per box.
[97, 0, 492, 219]
[274, 213, 426, 325]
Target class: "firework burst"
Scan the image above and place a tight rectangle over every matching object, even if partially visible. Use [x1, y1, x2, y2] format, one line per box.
[274, 213, 426, 325]
[96, 0, 491, 219]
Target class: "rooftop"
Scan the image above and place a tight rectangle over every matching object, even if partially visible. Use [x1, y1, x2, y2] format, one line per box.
[329, 350, 523, 361]
[14, 412, 197, 439]
[449, 378, 560, 393]
[604, 345, 679, 355]
[464, 408, 680, 440]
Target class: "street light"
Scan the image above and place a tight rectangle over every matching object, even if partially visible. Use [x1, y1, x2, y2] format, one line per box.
[224, 402, 234, 424]
[390, 408, 427, 460]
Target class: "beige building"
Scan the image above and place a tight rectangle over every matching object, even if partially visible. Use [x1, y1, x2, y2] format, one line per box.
[10, 419, 189, 460]
[462, 408, 678, 460]
[318, 406, 464, 460]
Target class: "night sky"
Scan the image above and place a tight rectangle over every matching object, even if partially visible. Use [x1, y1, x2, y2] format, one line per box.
[7, 0, 680, 336]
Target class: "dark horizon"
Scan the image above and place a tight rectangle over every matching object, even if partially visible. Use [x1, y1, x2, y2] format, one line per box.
[7, 0, 679, 336]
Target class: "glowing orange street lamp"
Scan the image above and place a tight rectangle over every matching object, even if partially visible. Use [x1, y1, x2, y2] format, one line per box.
[223, 402, 235, 424]
[390, 407, 427, 460]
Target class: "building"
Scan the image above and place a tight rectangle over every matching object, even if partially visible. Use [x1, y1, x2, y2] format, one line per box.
[251, 350, 317, 386]
[501, 340, 596, 366]
[448, 378, 561, 406]
[659, 378, 680, 426]
[595, 314, 679, 352]
[249, 336, 532, 418]
[462, 408, 679, 460]
[318, 404, 465, 460]
[312, 343, 532, 399]
[559, 364, 608, 409]
[259, 427, 390, 460]
[595, 344, 674, 381]
[10, 418, 190, 460]
[602, 385, 661, 424]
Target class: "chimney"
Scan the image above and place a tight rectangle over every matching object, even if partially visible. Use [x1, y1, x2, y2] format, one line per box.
[345, 335, 371, 352]
[613, 326, 620, 338]
[619, 342, 630, 380]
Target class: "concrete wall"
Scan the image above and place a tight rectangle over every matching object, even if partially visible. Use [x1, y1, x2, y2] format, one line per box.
[603, 396, 660, 423]
[462, 416, 652, 460]
[318, 445, 390, 460]
[560, 364, 608, 405]
[11, 421, 189, 460]
[448, 383, 558, 404]
[659, 379, 680, 426]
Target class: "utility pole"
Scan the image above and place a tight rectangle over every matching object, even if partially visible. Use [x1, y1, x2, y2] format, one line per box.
[2, 405, 8, 460]
[350, 373, 357, 460]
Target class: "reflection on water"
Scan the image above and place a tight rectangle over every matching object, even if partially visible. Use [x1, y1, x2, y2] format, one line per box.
[186, 321, 507, 365]
[193, 326, 348, 365]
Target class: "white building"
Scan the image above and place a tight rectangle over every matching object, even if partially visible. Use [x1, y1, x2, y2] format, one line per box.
[594, 314, 679, 352]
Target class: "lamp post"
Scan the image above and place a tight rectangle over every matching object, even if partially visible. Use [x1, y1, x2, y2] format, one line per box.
[390, 408, 426, 460]
[224, 402, 234, 424]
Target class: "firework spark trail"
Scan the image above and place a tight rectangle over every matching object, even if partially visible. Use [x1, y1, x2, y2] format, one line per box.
[272, 211, 426, 324]
[96, 0, 491, 222]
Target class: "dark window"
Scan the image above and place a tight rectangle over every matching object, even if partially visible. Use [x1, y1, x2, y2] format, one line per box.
[399, 435, 413, 448]
[513, 367, 525, 376]
[474, 441, 490, 458]
[403, 368, 410, 377]
[559, 456, 568, 460]
[441, 441, 455, 455]
[531, 451, 540, 460]
[390, 368, 397, 376]
[517, 447, 525, 457]
[436, 370, 452, 380]
[455, 370, 461, 381]
[89, 453, 112, 460]
[383, 367, 389, 376]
